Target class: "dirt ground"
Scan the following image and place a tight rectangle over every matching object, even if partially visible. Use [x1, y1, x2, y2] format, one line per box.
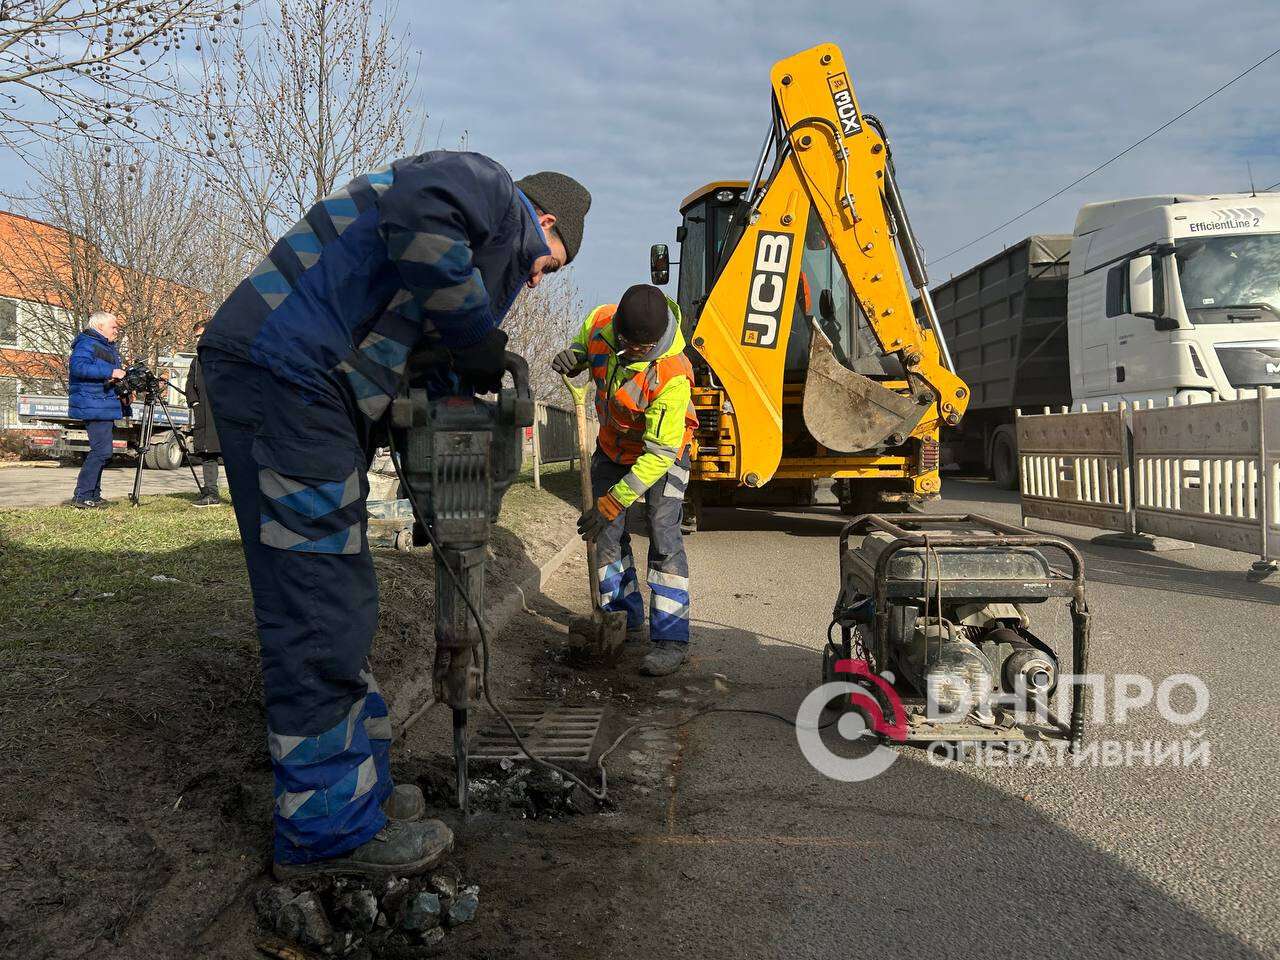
[0, 471, 583, 960]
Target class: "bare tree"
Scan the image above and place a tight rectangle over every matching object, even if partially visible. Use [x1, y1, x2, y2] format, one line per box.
[190, 0, 420, 254]
[0, 141, 240, 387]
[503, 271, 586, 403]
[0, 0, 238, 149]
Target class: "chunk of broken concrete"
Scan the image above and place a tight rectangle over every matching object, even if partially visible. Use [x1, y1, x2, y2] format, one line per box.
[428, 870, 459, 900]
[445, 890, 479, 926]
[333, 887, 379, 933]
[278, 891, 333, 947]
[253, 883, 297, 929]
[381, 875, 411, 914]
[420, 926, 446, 948]
[398, 890, 442, 932]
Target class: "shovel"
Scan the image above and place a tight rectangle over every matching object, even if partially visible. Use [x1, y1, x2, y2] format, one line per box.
[562, 374, 628, 660]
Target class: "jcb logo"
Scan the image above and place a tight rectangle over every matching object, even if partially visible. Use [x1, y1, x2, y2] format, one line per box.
[828, 72, 861, 137]
[741, 232, 792, 349]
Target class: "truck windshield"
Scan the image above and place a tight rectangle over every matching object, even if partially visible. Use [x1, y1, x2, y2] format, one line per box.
[1176, 233, 1280, 321]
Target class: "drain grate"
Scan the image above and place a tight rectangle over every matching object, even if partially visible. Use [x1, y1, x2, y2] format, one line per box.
[470, 700, 604, 761]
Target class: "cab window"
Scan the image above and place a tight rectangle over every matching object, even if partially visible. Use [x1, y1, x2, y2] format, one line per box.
[676, 202, 707, 324]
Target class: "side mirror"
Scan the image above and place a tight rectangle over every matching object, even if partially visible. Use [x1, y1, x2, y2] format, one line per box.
[1128, 254, 1156, 318]
[650, 243, 670, 286]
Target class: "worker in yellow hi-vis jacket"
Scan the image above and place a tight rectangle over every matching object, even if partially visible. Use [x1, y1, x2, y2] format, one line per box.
[552, 284, 699, 676]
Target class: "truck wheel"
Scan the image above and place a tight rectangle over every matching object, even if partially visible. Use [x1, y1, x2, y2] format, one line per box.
[141, 445, 159, 469]
[157, 439, 185, 471]
[991, 429, 1018, 490]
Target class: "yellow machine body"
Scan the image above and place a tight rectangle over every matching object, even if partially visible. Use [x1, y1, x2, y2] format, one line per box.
[673, 43, 969, 508]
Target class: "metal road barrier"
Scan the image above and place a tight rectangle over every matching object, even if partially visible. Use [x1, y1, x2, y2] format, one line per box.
[1015, 405, 1133, 534]
[1015, 389, 1279, 577]
[1131, 390, 1279, 562]
[530, 400, 598, 489]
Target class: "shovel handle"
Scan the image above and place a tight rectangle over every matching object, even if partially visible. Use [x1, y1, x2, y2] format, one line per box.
[563, 374, 603, 611]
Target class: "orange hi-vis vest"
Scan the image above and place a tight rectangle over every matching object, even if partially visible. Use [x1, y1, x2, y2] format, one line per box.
[584, 305, 698, 465]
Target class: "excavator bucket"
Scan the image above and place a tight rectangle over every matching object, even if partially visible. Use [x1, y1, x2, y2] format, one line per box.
[801, 328, 926, 453]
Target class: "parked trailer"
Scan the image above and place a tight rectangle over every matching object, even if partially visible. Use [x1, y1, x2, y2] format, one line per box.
[918, 194, 1280, 487]
[915, 235, 1072, 488]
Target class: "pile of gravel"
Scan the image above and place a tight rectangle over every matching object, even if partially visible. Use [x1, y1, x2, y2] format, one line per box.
[255, 862, 478, 958]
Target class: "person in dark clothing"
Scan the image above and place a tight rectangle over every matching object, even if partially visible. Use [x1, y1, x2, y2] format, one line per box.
[66, 311, 126, 508]
[199, 153, 590, 879]
[184, 327, 223, 507]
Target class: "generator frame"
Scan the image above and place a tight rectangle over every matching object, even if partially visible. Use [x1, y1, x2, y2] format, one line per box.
[833, 513, 1091, 750]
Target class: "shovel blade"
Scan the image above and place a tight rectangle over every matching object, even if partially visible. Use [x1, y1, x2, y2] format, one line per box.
[802, 331, 926, 452]
[597, 609, 628, 660]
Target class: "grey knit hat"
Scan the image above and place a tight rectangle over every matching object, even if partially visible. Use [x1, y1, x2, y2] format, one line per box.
[515, 171, 591, 264]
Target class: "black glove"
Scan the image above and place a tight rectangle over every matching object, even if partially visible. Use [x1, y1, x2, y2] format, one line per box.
[551, 347, 586, 376]
[450, 328, 509, 394]
[577, 492, 624, 543]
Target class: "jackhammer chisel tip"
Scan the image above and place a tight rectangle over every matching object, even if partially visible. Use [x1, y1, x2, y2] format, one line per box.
[453, 708, 469, 817]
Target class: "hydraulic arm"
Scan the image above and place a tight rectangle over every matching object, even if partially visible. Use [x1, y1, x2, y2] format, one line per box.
[689, 43, 969, 489]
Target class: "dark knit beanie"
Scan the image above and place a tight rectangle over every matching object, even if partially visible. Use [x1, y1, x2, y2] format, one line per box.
[515, 171, 591, 264]
[615, 284, 669, 343]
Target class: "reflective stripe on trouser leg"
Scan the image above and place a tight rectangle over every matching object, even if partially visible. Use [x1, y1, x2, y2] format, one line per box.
[590, 448, 645, 629]
[646, 455, 691, 643]
[268, 666, 392, 864]
[597, 541, 644, 628]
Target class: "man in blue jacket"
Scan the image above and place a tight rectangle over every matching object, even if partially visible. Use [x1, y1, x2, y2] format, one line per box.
[67, 311, 126, 508]
[199, 152, 589, 879]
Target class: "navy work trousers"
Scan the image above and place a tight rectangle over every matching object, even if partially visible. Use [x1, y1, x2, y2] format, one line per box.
[200, 349, 393, 865]
[591, 448, 692, 643]
[72, 419, 114, 502]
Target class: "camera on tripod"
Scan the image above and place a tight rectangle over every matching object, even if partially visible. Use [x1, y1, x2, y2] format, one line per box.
[117, 361, 203, 506]
[114, 362, 163, 399]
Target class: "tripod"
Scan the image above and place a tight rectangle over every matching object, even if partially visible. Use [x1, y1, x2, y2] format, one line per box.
[128, 374, 203, 507]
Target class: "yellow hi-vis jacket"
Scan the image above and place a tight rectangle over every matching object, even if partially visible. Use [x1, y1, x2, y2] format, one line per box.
[569, 299, 697, 508]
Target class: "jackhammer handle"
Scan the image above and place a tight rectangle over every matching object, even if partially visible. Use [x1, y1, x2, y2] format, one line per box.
[502, 351, 534, 427]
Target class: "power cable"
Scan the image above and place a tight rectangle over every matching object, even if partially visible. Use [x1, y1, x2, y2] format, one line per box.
[932, 46, 1280, 266]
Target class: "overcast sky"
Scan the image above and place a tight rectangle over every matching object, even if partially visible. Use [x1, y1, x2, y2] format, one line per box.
[4, 0, 1279, 316]
[397, 0, 1280, 311]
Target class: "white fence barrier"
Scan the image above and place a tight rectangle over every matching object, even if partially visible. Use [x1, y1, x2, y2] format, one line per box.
[1132, 392, 1279, 560]
[1016, 389, 1279, 574]
[1016, 406, 1132, 533]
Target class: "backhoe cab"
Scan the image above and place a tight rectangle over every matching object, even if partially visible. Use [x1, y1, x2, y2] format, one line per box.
[653, 43, 968, 521]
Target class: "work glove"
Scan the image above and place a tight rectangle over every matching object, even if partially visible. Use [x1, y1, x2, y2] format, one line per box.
[578, 491, 624, 543]
[551, 346, 587, 376]
[450, 327, 509, 394]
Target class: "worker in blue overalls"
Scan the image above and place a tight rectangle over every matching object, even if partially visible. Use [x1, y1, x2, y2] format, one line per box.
[199, 155, 589, 879]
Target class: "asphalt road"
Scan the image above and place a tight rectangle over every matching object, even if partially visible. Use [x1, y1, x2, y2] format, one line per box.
[578, 479, 1279, 958]
[0, 463, 206, 507]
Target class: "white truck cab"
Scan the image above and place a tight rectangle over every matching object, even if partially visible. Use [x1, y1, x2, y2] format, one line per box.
[1068, 193, 1280, 405]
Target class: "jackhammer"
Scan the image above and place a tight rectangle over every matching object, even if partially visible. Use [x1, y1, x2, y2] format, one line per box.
[389, 352, 534, 816]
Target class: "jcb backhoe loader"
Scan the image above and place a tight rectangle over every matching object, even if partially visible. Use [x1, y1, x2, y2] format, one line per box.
[650, 43, 969, 527]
